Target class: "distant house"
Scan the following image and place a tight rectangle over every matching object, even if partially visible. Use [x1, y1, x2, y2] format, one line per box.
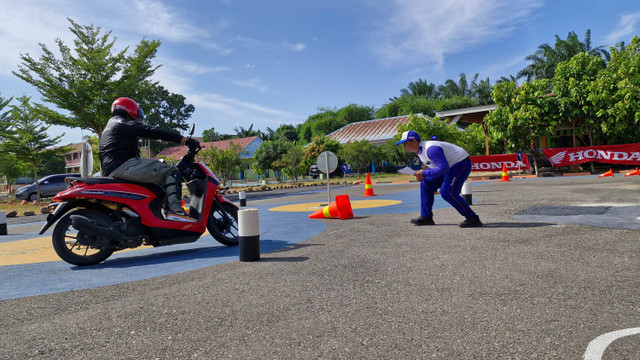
[326, 114, 415, 145]
[155, 136, 264, 180]
[63, 142, 87, 173]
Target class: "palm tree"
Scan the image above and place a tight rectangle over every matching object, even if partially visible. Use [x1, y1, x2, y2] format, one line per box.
[517, 29, 610, 81]
[233, 124, 260, 138]
[400, 79, 437, 99]
[496, 75, 520, 86]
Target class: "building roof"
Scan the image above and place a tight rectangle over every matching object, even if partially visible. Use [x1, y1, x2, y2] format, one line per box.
[155, 136, 261, 160]
[326, 115, 415, 145]
[435, 104, 496, 124]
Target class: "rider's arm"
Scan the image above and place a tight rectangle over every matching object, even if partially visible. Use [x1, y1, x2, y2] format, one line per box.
[128, 122, 183, 144]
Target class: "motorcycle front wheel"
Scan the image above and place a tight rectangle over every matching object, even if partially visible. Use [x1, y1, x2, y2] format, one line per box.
[207, 201, 239, 246]
[52, 208, 115, 266]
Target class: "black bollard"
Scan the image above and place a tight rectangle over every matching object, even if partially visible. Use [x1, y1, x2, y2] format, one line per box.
[0, 211, 6, 235]
[239, 190, 247, 207]
[238, 208, 260, 262]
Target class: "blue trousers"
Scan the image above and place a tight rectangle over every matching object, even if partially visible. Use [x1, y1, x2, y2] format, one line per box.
[420, 157, 477, 218]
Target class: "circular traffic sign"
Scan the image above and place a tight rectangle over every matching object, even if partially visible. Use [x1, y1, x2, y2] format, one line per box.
[317, 151, 338, 174]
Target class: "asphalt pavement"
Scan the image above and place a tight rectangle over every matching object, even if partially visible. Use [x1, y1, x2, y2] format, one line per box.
[1, 176, 639, 359]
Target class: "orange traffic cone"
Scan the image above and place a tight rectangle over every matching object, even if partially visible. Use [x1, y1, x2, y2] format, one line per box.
[598, 169, 614, 178]
[362, 173, 377, 196]
[499, 164, 510, 182]
[308, 194, 354, 220]
[624, 168, 639, 177]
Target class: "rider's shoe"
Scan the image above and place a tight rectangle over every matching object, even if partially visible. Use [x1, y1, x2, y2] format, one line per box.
[166, 210, 197, 223]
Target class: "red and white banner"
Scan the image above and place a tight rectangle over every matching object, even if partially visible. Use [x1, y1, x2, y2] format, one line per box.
[470, 154, 530, 172]
[542, 143, 640, 167]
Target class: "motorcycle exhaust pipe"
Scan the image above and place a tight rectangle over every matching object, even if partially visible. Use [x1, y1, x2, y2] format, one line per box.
[71, 215, 122, 241]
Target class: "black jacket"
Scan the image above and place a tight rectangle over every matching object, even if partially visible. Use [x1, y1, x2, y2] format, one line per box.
[99, 116, 183, 176]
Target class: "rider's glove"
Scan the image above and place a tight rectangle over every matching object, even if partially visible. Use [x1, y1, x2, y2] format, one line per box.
[185, 138, 200, 148]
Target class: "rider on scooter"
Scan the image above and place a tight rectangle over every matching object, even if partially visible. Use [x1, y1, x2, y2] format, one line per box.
[99, 97, 200, 222]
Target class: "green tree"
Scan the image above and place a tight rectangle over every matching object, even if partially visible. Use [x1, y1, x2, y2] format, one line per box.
[484, 80, 560, 174]
[552, 52, 607, 147]
[378, 139, 409, 170]
[234, 124, 260, 138]
[144, 86, 194, 155]
[399, 78, 438, 99]
[12, 18, 162, 137]
[298, 104, 374, 143]
[518, 29, 610, 81]
[589, 36, 640, 144]
[199, 141, 244, 185]
[1, 96, 70, 199]
[274, 124, 299, 142]
[202, 128, 223, 142]
[338, 140, 378, 175]
[303, 136, 341, 170]
[396, 114, 463, 146]
[273, 146, 306, 182]
[252, 140, 292, 181]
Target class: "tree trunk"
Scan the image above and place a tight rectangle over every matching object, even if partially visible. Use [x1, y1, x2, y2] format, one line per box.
[32, 162, 40, 201]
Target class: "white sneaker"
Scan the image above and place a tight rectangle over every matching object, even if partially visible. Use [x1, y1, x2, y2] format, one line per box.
[166, 210, 197, 223]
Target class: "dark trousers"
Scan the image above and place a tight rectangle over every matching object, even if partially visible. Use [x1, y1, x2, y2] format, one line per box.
[420, 157, 476, 218]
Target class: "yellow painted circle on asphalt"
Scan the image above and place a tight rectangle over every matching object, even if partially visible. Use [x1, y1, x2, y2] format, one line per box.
[269, 199, 401, 212]
[0, 231, 210, 266]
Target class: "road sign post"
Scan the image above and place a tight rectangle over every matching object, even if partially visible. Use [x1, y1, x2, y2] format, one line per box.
[341, 163, 349, 185]
[317, 151, 338, 205]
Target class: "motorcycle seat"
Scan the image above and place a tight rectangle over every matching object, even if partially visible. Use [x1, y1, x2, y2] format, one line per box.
[73, 177, 167, 199]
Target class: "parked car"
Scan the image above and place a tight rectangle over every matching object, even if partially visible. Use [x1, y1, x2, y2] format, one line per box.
[308, 165, 321, 179]
[14, 173, 81, 201]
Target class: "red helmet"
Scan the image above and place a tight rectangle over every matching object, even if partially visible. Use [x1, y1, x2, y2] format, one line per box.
[111, 97, 144, 121]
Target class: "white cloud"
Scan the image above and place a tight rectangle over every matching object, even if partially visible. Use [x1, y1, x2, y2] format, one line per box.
[191, 93, 300, 119]
[0, 0, 73, 75]
[153, 57, 229, 94]
[605, 12, 640, 44]
[132, 0, 232, 54]
[229, 78, 268, 93]
[283, 42, 307, 52]
[369, 0, 543, 67]
[187, 93, 304, 133]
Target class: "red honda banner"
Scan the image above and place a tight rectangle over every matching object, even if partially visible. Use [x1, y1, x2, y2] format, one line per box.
[542, 143, 640, 167]
[470, 153, 530, 172]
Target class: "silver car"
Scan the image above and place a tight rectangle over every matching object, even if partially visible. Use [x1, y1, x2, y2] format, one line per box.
[14, 174, 81, 201]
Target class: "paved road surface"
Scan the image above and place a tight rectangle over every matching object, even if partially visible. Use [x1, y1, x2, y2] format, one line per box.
[1, 176, 639, 359]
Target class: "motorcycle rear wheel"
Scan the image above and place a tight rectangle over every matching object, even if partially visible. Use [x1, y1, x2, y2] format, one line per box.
[207, 201, 239, 246]
[52, 208, 115, 266]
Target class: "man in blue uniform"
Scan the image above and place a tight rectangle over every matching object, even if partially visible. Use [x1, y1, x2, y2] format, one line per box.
[397, 130, 482, 227]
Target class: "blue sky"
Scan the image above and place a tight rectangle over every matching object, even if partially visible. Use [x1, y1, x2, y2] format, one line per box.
[1, 0, 639, 144]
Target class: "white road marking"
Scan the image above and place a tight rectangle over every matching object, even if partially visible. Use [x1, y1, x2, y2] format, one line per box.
[583, 327, 640, 360]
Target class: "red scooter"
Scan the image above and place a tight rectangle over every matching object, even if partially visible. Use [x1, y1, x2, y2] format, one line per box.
[40, 127, 239, 266]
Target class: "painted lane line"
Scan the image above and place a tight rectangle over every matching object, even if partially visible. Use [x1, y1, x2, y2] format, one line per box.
[583, 327, 640, 360]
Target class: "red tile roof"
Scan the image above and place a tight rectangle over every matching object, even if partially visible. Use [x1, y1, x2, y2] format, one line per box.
[155, 136, 260, 160]
[326, 115, 417, 145]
